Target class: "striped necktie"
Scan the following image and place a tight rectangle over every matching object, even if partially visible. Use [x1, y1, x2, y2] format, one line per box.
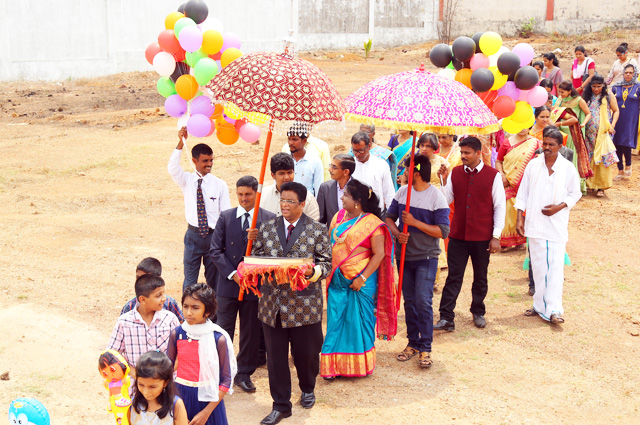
[286, 224, 295, 243]
[197, 178, 208, 238]
[242, 212, 250, 244]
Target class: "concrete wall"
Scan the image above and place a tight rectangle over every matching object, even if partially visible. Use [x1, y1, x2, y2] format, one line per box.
[0, 0, 638, 81]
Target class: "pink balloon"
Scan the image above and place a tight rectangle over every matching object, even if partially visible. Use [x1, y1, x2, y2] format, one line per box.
[470, 53, 490, 71]
[205, 120, 216, 136]
[512, 43, 535, 67]
[187, 114, 212, 137]
[164, 94, 188, 118]
[179, 26, 203, 53]
[221, 32, 241, 52]
[518, 89, 531, 101]
[191, 95, 215, 116]
[497, 81, 520, 101]
[239, 123, 261, 143]
[528, 86, 548, 108]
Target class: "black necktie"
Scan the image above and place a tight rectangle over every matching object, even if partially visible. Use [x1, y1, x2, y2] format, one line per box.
[197, 178, 208, 238]
[286, 224, 295, 243]
[242, 212, 250, 244]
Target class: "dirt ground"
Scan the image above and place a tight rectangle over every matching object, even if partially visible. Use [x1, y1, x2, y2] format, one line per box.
[1, 30, 640, 424]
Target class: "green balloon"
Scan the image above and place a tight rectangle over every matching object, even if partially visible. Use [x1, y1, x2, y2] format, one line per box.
[194, 58, 219, 85]
[446, 61, 455, 70]
[156, 77, 177, 98]
[186, 48, 207, 67]
[174, 17, 196, 39]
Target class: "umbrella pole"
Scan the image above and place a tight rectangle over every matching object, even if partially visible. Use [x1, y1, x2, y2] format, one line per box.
[239, 123, 273, 301]
[396, 132, 417, 311]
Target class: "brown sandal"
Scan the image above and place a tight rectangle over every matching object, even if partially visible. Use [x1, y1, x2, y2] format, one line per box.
[524, 309, 537, 317]
[419, 352, 433, 368]
[396, 346, 419, 362]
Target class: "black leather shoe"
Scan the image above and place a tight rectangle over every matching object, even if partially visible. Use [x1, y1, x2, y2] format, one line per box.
[260, 410, 292, 425]
[473, 314, 486, 328]
[434, 319, 455, 331]
[235, 379, 257, 393]
[300, 392, 315, 409]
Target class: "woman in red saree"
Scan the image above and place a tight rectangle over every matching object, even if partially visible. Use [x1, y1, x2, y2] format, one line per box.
[320, 179, 396, 380]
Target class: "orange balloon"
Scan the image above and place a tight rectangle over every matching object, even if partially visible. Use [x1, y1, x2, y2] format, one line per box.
[202, 30, 224, 55]
[175, 75, 199, 100]
[165, 12, 184, 30]
[216, 122, 240, 145]
[455, 69, 473, 88]
[211, 104, 224, 119]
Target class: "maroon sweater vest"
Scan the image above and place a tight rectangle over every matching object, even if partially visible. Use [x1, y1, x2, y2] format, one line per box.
[450, 165, 498, 241]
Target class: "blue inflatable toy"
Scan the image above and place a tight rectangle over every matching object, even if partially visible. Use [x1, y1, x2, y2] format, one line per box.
[8, 398, 50, 425]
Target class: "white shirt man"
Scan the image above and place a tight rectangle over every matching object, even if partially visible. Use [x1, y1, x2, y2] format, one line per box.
[350, 132, 395, 210]
[515, 130, 581, 324]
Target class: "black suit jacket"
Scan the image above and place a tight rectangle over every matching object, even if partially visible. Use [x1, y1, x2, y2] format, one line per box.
[317, 179, 339, 226]
[210, 207, 276, 300]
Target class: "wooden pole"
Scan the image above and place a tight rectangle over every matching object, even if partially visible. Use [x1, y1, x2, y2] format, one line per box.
[396, 132, 417, 310]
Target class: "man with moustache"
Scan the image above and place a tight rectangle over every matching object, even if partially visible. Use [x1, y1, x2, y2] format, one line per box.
[287, 126, 324, 197]
[316, 154, 356, 227]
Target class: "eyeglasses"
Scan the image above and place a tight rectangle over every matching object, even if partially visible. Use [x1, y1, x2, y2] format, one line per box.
[279, 199, 299, 205]
[328, 164, 342, 170]
[353, 148, 368, 154]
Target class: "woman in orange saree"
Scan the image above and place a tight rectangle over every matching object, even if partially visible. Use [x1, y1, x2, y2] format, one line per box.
[320, 179, 396, 380]
[495, 128, 541, 249]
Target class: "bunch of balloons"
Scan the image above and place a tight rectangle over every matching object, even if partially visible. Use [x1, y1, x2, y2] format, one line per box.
[144, 0, 260, 144]
[429, 32, 548, 134]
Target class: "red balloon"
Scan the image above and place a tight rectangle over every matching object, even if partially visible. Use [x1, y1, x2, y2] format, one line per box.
[493, 95, 516, 119]
[209, 52, 222, 61]
[234, 118, 247, 131]
[173, 48, 186, 62]
[145, 43, 163, 65]
[477, 90, 498, 109]
[158, 30, 182, 54]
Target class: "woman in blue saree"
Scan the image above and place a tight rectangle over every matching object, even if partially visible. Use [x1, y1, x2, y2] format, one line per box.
[320, 179, 396, 379]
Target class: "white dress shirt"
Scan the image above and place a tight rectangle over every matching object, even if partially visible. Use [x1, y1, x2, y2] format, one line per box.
[441, 161, 506, 239]
[514, 154, 581, 243]
[336, 178, 351, 210]
[259, 183, 320, 221]
[228, 206, 255, 280]
[353, 155, 395, 210]
[168, 149, 231, 228]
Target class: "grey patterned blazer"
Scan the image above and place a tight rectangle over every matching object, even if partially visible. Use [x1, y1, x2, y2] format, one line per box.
[252, 214, 331, 328]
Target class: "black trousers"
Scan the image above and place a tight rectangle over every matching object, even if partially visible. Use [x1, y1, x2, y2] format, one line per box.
[439, 238, 491, 321]
[616, 145, 632, 170]
[262, 315, 323, 413]
[183, 227, 218, 293]
[217, 297, 262, 382]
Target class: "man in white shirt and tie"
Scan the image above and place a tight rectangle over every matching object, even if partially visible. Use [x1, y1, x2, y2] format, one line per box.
[350, 131, 395, 211]
[515, 127, 581, 324]
[168, 127, 231, 292]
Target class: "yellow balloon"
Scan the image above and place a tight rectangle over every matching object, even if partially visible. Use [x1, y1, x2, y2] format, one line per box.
[489, 66, 508, 90]
[501, 117, 526, 134]
[479, 32, 502, 56]
[202, 30, 224, 55]
[221, 48, 243, 68]
[511, 101, 533, 123]
[165, 12, 184, 30]
[246, 111, 270, 125]
[224, 103, 242, 119]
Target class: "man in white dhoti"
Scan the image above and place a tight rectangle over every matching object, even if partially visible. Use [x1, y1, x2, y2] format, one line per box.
[515, 127, 582, 324]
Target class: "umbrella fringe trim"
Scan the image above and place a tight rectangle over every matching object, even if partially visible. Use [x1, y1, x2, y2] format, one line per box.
[345, 113, 501, 135]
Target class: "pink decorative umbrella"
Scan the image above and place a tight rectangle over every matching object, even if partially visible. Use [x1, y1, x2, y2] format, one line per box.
[345, 65, 500, 310]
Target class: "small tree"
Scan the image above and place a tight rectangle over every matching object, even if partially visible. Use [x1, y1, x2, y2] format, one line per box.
[437, 0, 459, 44]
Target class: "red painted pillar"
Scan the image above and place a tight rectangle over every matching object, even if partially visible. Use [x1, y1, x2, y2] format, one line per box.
[546, 0, 554, 21]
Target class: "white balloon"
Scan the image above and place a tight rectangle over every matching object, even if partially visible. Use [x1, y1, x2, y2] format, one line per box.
[437, 68, 456, 80]
[153, 52, 176, 77]
[489, 46, 510, 68]
[199, 17, 224, 34]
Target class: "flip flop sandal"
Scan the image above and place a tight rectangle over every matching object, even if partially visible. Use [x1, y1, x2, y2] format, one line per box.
[550, 314, 565, 324]
[396, 346, 419, 362]
[524, 309, 537, 317]
[419, 352, 433, 368]
[596, 190, 605, 197]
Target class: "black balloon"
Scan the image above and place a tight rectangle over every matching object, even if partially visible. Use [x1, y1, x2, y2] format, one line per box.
[452, 57, 463, 71]
[184, 0, 208, 24]
[177, 3, 186, 13]
[170, 62, 191, 83]
[471, 32, 484, 54]
[497, 52, 521, 76]
[470, 68, 495, 93]
[514, 66, 540, 90]
[452, 36, 476, 63]
[429, 44, 454, 68]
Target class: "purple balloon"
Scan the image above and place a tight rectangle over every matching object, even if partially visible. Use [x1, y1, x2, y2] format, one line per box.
[187, 114, 212, 137]
[512, 43, 535, 67]
[221, 32, 241, 52]
[165, 94, 188, 118]
[497, 81, 520, 101]
[179, 26, 203, 53]
[191, 95, 215, 116]
[223, 113, 236, 125]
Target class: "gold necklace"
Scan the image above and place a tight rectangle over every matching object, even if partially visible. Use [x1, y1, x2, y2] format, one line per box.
[333, 213, 363, 244]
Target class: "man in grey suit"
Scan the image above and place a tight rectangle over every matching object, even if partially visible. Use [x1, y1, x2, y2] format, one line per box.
[210, 176, 276, 393]
[316, 154, 355, 227]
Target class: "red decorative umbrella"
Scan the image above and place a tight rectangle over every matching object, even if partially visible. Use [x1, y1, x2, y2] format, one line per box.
[345, 64, 500, 310]
[206, 51, 345, 298]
